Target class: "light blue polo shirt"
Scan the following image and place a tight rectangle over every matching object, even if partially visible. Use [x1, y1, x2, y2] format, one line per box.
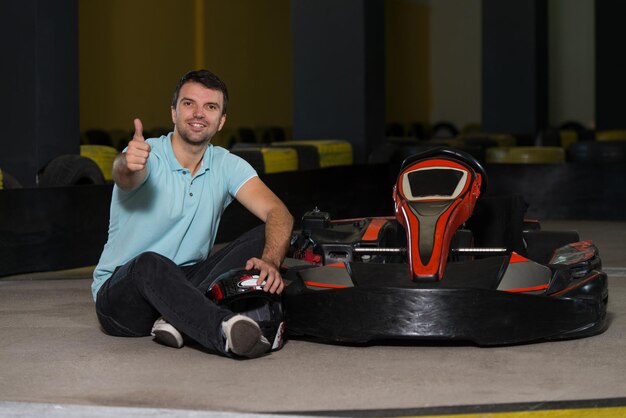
[92, 133, 257, 301]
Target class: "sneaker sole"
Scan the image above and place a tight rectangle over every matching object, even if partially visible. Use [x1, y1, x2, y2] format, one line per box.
[229, 320, 270, 358]
[153, 330, 184, 349]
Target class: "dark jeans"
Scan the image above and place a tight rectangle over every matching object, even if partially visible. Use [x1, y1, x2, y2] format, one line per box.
[95, 225, 266, 355]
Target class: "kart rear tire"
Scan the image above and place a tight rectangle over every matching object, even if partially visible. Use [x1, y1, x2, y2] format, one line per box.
[38, 154, 105, 187]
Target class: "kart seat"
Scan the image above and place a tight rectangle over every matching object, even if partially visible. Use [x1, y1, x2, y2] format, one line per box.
[393, 147, 486, 282]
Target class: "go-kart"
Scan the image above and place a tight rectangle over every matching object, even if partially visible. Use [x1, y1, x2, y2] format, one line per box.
[282, 147, 609, 345]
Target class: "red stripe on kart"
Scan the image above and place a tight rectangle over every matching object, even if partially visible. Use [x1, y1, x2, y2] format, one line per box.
[506, 284, 549, 293]
[326, 262, 346, 268]
[551, 272, 601, 297]
[361, 218, 388, 241]
[304, 281, 349, 289]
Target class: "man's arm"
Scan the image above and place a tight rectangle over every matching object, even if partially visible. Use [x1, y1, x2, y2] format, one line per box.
[112, 118, 151, 191]
[235, 177, 294, 294]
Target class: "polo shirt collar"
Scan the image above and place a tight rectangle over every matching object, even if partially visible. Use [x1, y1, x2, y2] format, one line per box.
[164, 133, 213, 174]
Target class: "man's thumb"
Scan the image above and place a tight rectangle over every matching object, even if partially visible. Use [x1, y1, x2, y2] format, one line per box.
[133, 118, 145, 141]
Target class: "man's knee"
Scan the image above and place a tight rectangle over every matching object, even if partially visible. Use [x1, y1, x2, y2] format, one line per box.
[130, 252, 179, 281]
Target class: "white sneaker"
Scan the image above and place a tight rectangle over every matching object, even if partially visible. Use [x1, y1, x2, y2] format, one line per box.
[151, 318, 184, 349]
[222, 315, 270, 358]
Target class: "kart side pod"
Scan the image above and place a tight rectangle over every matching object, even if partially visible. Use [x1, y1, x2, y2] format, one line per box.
[393, 150, 484, 281]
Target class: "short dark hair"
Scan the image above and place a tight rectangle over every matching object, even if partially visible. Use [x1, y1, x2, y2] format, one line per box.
[171, 69, 229, 114]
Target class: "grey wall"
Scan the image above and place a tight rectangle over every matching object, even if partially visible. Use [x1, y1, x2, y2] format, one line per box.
[291, 0, 385, 163]
[548, 0, 595, 128]
[429, 0, 596, 131]
[430, 0, 482, 129]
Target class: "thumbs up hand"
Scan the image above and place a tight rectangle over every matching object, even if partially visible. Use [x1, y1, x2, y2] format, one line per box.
[112, 118, 152, 190]
[124, 118, 151, 172]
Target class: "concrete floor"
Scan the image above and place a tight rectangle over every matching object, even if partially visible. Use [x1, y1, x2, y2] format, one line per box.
[1, 221, 625, 417]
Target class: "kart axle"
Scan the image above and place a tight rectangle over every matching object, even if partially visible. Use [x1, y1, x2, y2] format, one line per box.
[353, 247, 508, 254]
[452, 248, 508, 254]
[353, 247, 406, 254]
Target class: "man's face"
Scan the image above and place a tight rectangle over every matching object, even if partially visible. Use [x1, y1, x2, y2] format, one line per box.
[171, 81, 226, 146]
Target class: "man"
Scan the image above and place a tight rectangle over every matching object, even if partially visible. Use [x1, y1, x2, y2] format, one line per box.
[92, 69, 293, 358]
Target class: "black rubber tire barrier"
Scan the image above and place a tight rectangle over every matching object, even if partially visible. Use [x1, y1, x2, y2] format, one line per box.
[230, 148, 266, 174]
[568, 140, 626, 163]
[486, 146, 565, 164]
[80, 145, 119, 181]
[431, 121, 459, 139]
[38, 154, 105, 187]
[271, 144, 319, 170]
[369, 142, 487, 167]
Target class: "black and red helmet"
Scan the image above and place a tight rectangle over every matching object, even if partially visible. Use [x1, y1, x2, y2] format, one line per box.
[206, 269, 286, 351]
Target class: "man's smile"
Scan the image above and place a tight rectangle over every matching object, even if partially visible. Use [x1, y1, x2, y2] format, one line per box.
[188, 120, 207, 129]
